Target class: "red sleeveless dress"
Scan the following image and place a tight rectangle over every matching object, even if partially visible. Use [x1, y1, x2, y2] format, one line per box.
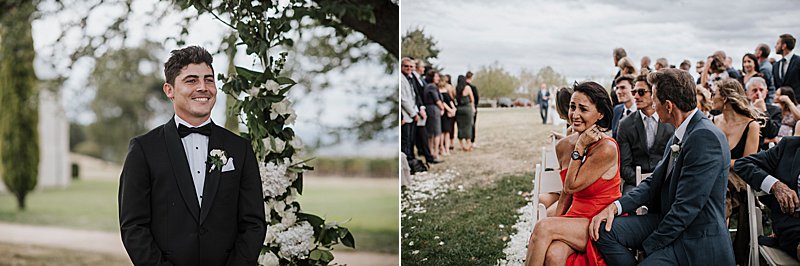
[560, 138, 621, 266]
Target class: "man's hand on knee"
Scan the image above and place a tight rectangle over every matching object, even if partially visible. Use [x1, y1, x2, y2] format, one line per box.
[590, 203, 618, 241]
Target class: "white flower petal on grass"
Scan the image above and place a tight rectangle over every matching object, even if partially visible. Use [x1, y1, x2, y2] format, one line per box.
[498, 203, 538, 266]
[499, 224, 505, 229]
[412, 250, 420, 255]
[438, 241, 444, 246]
[434, 236, 440, 240]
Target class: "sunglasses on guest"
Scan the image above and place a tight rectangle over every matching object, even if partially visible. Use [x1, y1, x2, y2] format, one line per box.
[631, 88, 650, 96]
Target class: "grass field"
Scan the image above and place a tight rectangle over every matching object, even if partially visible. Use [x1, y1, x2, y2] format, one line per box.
[0, 177, 398, 254]
[401, 175, 530, 265]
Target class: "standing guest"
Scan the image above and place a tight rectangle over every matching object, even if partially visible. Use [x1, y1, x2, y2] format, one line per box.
[640, 56, 652, 75]
[617, 74, 675, 194]
[773, 34, 800, 101]
[695, 60, 706, 84]
[414, 59, 426, 86]
[710, 79, 761, 264]
[701, 54, 729, 89]
[679, 60, 691, 72]
[714, 51, 743, 81]
[410, 59, 437, 164]
[610, 47, 627, 106]
[400, 57, 422, 163]
[741, 53, 763, 86]
[755, 43, 776, 104]
[696, 85, 713, 118]
[446, 74, 456, 147]
[423, 70, 445, 162]
[654, 58, 669, 71]
[745, 77, 782, 150]
[119, 46, 266, 265]
[551, 87, 575, 141]
[455, 75, 476, 151]
[618, 57, 638, 76]
[775, 86, 800, 139]
[590, 68, 734, 265]
[735, 136, 800, 262]
[610, 74, 637, 138]
[537, 83, 551, 124]
[526, 81, 618, 266]
[439, 75, 457, 156]
[466, 71, 480, 148]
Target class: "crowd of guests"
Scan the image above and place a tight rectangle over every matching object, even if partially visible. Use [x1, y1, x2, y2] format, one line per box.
[400, 57, 481, 173]
[525, 33, 800, 265]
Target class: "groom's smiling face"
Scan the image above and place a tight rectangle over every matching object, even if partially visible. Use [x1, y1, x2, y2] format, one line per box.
[164, 63, 217, 124]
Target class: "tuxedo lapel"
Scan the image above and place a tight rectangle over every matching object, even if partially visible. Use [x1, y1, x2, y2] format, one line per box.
[163, 119, 201, 223]
[200, 123, 224, 224]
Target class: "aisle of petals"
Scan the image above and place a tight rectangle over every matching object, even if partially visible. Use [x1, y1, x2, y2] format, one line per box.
[496, 195, 536, 266]
[401, 169, 458, 215]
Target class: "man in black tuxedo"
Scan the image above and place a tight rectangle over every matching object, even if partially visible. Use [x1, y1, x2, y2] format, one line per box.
[590, 69, 734, 265]
[466, 71, 480, 147]
[746, 77, 782, 150]
[773, 34, 800, 101]
[535, 83, 550, 124]
[119, 46, 266, 265]
[734, 137, 800, 260]
[617, 74, 675, 193]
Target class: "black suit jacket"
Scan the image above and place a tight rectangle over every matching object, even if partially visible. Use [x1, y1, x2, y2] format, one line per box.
[468, 82, 479, 109]
[773, 54, 800, 101]
[119, 118, 266, 266]
[735, 136, 800, 217]
[761, 105, 783, 150]
[617, 111, 675, 186]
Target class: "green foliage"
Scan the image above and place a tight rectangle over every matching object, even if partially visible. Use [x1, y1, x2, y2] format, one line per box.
[401, 28, 440, 66]
[0, 0, 39, 210]
[471, 63, 520, 99]
[401, 175, 530, 265]
[519, 66, 568, 97]
[81, 42, 168, 162]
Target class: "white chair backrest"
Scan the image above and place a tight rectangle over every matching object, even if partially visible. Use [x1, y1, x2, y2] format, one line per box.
[542, 145, 559, 171]
[532, 163, 563, 222]
[635, 166, 651, 186]
[746, 184, 800, 266]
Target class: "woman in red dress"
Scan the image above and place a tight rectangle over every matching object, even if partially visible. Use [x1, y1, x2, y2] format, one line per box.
[526, 81, 620, 266]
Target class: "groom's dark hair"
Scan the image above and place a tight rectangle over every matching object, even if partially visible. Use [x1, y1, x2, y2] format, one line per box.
[164, 46, 214, 86]
[648, 68, 697, 112]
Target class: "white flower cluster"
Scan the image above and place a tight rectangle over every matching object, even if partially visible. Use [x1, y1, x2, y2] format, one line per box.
[259, 158, 296, 198]
[496, 203, 537, 266]
[264, 221, 315, 260]
[258, 251, 280, 266]
[270, 98, 297, 125]
[249, 80, 282, 97]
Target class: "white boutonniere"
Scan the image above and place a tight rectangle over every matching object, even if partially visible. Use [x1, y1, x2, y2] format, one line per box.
[670, 143, 681, 159]
[207, 149, 227, 173]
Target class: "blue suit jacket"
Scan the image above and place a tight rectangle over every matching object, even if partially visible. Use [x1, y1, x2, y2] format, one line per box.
[610, 104, 624, 138]
[618, 111, 735, 265]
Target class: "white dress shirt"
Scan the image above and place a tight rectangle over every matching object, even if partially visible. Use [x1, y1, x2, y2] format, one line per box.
[622, 103, 638, 119]
[175, 115, 211, 207]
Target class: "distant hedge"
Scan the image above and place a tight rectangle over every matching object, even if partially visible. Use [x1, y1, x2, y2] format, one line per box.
[311, 157, 397, 178]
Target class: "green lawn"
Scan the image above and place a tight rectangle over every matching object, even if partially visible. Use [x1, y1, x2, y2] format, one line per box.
[401, 175, 530, 265]
[0, 177, 398, 254]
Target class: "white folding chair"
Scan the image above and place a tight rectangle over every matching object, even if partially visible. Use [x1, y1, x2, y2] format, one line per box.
[541, 146, 559, 171]
[531, 163, 563, 225]
[747, 185, 800, 266]
[633, 166, 651, 215]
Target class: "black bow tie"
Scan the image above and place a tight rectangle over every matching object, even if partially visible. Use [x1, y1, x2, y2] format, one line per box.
[178, 123, 212, 138]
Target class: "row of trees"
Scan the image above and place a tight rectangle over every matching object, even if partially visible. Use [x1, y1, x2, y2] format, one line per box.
[401, 28, 568, 101]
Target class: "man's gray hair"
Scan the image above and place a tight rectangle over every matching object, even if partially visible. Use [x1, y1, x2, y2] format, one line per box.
[745, 77, 767, 90]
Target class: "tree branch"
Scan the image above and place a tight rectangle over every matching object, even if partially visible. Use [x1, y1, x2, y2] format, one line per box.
[311, 0, 398, 58]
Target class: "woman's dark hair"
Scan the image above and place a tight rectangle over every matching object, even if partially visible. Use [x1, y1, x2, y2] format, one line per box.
[164, 46, 214, 86]
[425, 69, 439, 84]
[647, 68, 697, 112]
[446, 74, 453, 85]
[556, 87, 573, 120]
[456, 75, 467, 100]
[572, 81, 613, 130]
[742, 53, 759, 73]
[778, 86, 798, 111]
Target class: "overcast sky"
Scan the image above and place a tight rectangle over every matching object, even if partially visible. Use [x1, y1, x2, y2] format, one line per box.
[402, 0, 799, 83]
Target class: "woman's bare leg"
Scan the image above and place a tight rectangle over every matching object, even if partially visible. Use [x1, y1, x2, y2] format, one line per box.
[525, 217, 590, 266]
[545, 241, 574, 266]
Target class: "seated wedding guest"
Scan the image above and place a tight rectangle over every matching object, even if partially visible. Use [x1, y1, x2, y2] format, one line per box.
[640, 56, 652, 75]
[611, 75, 637, 138]
[745, 77, 782, 149]
[618, 57, 638, 76]
[718, 51, 743, 81]
[526, 81, 619, 266]
[423, 70, 445, 162]
[711, 78, 762, 265]
[617, 74, 674, 194]
[701, 53, 729, 89]
[695, 60, 705, 84]
[611, 47, 627, 106]
[590, 68, 734, 265]
[679, 59, 691, 72]
[734, 137, 800, 261]
[455, 75, 475, 151]
[775, 86, 800, 139]
[741, 53, 764, 86]
[696, 85, 713, 118]
[540, 86, 576, 218]
[438, 75, 457, 156]
[654, 58, 669, 71]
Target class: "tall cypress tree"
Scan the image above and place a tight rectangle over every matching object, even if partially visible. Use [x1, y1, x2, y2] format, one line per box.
[0, 1, 39, 210]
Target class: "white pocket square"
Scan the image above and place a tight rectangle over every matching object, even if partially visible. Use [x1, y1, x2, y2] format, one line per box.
[221, 157, 235, 172]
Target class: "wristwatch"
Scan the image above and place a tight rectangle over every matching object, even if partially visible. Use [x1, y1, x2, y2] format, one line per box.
[571, 150, 585, 161]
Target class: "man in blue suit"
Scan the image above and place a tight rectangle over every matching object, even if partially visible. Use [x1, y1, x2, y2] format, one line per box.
[773, 34, 800, 102]
[610, 74, 637, 138]
[589, 68, 734, 265]
[535, 83, 550, 124]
